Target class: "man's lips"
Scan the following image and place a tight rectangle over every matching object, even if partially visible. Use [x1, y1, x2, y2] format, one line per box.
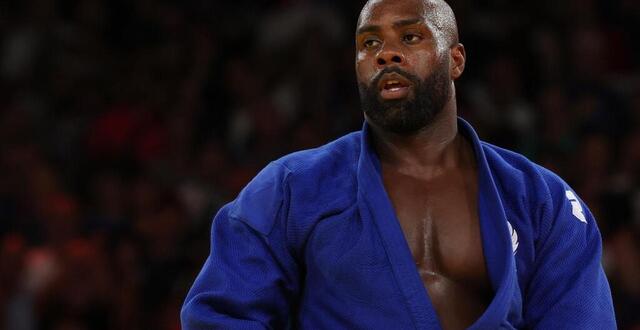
[377, 72, 413, 100]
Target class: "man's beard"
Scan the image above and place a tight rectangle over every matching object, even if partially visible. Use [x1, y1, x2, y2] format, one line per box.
[358, 58, 451, 135]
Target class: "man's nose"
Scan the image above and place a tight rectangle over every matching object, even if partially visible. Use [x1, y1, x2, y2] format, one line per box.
[376, 47, 405, 67]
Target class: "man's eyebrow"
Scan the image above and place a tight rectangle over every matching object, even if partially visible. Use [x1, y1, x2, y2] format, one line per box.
[356, 18, 424, 35]
[356, 24, 380, 35]
[392, 18, 423, 28]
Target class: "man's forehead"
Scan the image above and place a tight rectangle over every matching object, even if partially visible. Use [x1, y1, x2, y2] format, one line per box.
[358, 0, 429, 27]
[357, 0, 458, 45]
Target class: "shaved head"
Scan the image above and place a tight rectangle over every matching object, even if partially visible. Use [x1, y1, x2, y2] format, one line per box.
[358, 0, 459, 47]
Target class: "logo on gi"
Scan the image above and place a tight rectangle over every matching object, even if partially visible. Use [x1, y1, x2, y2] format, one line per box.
[507, 221, 518, 254]
[565, 190, 587, 223]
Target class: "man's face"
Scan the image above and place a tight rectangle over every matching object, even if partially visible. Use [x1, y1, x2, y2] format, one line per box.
[355, 0, 452, 134]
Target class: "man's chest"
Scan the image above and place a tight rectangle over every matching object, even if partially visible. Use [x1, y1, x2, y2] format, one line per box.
[382, 167, 486, 273]
[382, 166, 493, 328]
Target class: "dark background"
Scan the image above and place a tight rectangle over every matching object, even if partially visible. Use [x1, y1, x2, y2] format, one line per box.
[1, 0, 639, 329]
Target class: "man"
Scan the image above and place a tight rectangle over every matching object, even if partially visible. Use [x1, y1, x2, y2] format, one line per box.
[181, 0, 616, 328]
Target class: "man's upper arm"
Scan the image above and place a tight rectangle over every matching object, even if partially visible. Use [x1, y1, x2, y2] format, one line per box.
[181, 162, 300, 330]
[524, 172, 616, 328]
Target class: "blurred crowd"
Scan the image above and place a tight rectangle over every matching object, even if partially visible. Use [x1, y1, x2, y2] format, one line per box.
[1, 0, 639, 329]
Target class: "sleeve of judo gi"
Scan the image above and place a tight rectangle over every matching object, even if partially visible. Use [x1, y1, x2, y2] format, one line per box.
[181, 162, 300, 330]
[524, 172, 616, 329]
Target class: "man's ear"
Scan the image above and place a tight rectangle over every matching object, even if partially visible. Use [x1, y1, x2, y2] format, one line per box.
[450, 43, 466, 80]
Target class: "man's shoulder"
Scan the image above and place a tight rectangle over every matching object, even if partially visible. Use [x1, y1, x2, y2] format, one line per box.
[480, 142, 588, 258]
[229, 131, 361, 236]
[480, 141, 567, 195]
[480, 141, 578, 232]
[273, 131, 362, 176]
[242, 130, 362, 190]
[273, 131, 361, 211]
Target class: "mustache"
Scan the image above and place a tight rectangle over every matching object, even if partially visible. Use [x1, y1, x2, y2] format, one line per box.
[369, 67, 421, 89]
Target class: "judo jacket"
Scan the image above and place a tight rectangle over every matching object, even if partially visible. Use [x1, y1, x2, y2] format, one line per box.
[181, 118, 616, 329]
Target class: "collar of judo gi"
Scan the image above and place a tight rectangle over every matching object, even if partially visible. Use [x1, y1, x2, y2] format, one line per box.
[356, 117, 520, 329]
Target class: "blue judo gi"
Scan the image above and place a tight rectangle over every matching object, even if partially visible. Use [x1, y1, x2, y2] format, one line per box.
[181, 118, 616, 329]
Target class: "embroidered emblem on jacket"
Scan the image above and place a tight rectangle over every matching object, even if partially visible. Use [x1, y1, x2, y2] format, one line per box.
[507, 221, 519, 254]
[565, 190, 587, 223]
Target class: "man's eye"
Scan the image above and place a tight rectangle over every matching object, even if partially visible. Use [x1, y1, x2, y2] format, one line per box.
[403, 34, 421, 43]
[363, 39, 381, 48]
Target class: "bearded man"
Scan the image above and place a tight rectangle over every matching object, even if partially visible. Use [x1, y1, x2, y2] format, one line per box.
[181, 0, 616, 328]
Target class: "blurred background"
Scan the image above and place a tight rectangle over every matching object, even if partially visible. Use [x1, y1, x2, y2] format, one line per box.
[0, 0, 639, 329]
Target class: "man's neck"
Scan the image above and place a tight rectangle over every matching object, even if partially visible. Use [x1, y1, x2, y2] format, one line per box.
[369, 104, 472, 178]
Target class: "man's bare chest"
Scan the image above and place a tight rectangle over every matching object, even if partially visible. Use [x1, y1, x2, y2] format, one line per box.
[382, 167, 493, 329]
